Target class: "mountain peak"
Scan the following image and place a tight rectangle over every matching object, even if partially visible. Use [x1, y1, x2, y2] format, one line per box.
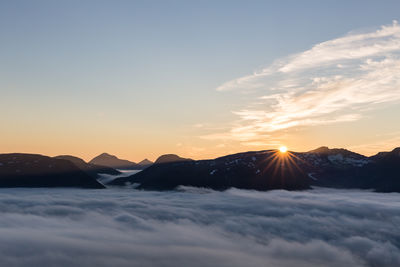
[89, 153, 138, 169]
[97, 153, 118, 159]
[391, 147, 400, 154]
[154, 154, 192, 164]
[138, 159, 153, 166]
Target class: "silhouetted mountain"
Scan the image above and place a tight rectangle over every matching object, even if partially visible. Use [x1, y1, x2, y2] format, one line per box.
[154, 154, 192, 164]
[138, 158, 153, 165]
[110, 150, 311, 191]
[89, 153, 142, 170]
[137, 159, 153, 169]
[295, 146, 370, 188]
[307, 146, 366, 158]
[0, 153, 104, 188]
[359, 147, 400, 192]
[54, 155, 121, 178]
[370, 147, 400, 160]
[299, 146, 369, 170]
[110, 146, 400, 192]
[295, 146, 400, 192]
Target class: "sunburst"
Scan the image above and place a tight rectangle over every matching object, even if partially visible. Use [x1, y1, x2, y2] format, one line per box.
[255, 147, 309, 187]
[279, 146, 288, 153]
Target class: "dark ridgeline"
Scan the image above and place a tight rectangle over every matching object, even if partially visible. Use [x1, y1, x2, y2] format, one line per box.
[54, 155, 121, 178]
[154, 154, 192, 164]
[0, 154, 104, 188]
[89, 153, 152, 170]
[110, 150, 311, 191]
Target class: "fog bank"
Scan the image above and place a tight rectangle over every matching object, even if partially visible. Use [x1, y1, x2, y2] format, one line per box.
[0, 187, 399, 267]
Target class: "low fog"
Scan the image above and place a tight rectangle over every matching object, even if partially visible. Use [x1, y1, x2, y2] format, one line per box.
[0, 187, 399, 267]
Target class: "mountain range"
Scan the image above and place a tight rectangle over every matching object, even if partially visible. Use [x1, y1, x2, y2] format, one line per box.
[109, 147, 400, 192]
[111, 150, 310, 191]
[0, 147, 399, 192]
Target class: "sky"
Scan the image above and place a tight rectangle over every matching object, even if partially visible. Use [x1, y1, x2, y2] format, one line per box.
[1, 0, 400, 162]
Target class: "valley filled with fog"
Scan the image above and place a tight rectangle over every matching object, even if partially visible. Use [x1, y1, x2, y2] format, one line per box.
[0, 188, 399, 267]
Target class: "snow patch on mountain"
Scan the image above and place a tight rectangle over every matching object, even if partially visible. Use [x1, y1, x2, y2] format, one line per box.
[328, 154, 369, 167]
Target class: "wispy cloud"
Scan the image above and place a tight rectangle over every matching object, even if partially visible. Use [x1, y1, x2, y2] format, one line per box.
[211, 21, 400, 145]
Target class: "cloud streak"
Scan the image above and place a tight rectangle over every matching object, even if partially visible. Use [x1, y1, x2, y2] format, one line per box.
[212, 21, 400, 144]
[0, 188, 399, 267]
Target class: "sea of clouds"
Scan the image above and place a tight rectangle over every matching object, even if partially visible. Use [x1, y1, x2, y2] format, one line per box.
[0, 187, 399, 267]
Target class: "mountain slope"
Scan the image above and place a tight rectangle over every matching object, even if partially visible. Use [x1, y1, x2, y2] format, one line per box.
[0, 153, 104, 188]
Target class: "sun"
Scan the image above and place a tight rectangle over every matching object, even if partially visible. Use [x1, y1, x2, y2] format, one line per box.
[279, 146, 288, 153]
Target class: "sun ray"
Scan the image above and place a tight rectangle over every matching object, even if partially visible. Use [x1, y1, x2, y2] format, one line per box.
[256, 147, 309, 188]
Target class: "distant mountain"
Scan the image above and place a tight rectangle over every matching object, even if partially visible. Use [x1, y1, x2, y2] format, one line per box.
[137, 159, 153, 168]
[0, 153, 104, 188]
[138, 158, 153, 165]
[89, 153, 142, 170]
[110, 150, 310, 191]
[154, 154, 192, 164]
[54, 155, 121, 178]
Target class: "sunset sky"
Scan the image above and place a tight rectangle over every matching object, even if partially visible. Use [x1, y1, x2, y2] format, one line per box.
[1, 0, 400, 162]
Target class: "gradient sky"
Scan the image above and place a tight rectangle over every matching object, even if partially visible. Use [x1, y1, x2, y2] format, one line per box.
[1, 0, 400, 162]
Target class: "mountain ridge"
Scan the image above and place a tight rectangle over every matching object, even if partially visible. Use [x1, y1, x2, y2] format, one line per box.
[110, 146, 400, 192]
[0, 153, 104, 188]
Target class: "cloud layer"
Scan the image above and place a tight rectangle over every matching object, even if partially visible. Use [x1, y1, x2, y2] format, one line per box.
[0, 187, 399, 267]
[212, 21, 400, 144]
